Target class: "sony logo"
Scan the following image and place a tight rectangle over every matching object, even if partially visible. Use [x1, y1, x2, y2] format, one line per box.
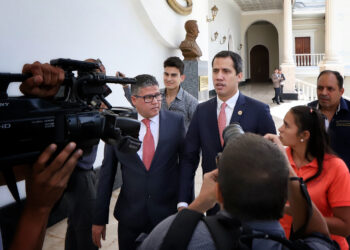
[0, 102, 9, 107]
[0, 123, 11, 129]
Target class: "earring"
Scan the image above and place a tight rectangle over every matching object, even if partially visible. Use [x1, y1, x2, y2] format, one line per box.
[300, 138, 304, 142]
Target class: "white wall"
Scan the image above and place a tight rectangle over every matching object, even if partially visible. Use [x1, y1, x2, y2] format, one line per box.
[0, 0, 208, 99]
[140, 0, 208, 60]
[0, 0, 208, 206]
[208, 0, 242, 89]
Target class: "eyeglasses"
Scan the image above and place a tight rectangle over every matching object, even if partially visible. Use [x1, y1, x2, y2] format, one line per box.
[134, 93, 162, 103]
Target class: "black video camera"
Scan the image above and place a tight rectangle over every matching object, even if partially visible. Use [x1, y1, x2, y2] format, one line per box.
[222, 123, 245, 148]
[0, 58, 141, 168]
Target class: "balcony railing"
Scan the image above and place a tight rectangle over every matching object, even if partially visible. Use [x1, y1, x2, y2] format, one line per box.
[293, 53, 325, 67]
[296, 78, 350, 101]
[295, 79, 317, 101]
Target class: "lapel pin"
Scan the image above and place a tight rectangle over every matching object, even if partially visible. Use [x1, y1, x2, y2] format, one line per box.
[238, 110, 243, 116]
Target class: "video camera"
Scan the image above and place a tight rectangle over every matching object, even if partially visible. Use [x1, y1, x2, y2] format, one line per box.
[222, 123, 244, 148]
[0, 58, 141, 167]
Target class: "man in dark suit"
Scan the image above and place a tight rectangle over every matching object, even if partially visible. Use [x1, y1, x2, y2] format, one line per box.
[178, 51, 276, 214]
[92, 74, 185, 250]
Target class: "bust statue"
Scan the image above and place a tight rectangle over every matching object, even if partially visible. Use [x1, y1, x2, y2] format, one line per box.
[179, 20, 202, 60]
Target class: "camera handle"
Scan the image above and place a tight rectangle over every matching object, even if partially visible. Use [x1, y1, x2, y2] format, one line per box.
[1, 166, 22, 205]
[0, 73, 29, 99]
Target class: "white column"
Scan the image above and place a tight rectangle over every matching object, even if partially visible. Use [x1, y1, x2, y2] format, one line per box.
[324, 0, 338, 62]
[282, 0, 294, 64]
[280, 0, 296, 95]
[319, 0, 343, 74]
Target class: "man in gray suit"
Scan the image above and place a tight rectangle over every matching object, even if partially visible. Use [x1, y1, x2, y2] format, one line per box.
[271, 68, 281, 104]
[92, 74, 185, 250]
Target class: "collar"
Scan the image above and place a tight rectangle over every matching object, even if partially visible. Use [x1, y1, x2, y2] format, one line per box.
[339, 97, 350, 112]
[217, 90, 240, 110]
[218, 210, 284, 233]
[286, 147, 318, 170]
[162, 86, 184, 101]
[316, 97, 349, 115]
[176, 86, 184, 100]
[138, 113, 160, 125]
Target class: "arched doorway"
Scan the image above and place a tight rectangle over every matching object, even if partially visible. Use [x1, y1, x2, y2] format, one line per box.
[244, 20, 279, 82]
[250, 45, 269, 82]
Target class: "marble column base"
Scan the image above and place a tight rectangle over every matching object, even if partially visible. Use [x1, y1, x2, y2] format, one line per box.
[279, 63, 298, 100]
[280, 63, 296, 94]
[182, 60, 208, 101]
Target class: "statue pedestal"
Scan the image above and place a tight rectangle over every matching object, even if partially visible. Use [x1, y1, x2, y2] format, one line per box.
[280, 63, 298, 100]
[182, 60, 208, 101]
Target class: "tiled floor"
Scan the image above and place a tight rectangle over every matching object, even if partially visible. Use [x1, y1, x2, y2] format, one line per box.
[43, 82, 307, 249]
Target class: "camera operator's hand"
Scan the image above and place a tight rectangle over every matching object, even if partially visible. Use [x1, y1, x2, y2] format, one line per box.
[92, 224, 106, 248]
[188, 169, 218, 213]
[20, 61, 64, 98]
[10, 142, 83, 250]
[264, 133, 286, 155]
[264, 134, 298, 177]
[116, 71, 126, 78]
[26, 142, 82, 209]
[117, 71, 129, 89]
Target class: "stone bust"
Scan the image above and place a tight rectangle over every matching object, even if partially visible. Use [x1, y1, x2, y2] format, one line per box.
[179, 20, 202, 60]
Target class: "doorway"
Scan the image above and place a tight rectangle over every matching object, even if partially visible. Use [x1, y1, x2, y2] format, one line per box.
[295, 37, 311, 66]
[250, 45, 269, 82]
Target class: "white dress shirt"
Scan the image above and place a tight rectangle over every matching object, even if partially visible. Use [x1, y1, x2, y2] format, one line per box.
[216, 90, 240, 125]
[137, 114, 159, 160]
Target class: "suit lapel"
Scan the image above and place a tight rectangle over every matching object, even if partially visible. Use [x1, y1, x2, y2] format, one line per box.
[230, 93, 246, 124]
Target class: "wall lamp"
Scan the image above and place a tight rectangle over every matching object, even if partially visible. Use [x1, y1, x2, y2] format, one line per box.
[207, 5, 218, 22]
[220, 36, 226, 44]
[211, 31, 219, 41]
[238, 43, 243, 50]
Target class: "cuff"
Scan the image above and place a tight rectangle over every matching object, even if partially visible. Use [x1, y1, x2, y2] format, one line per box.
[177, 202, 189, 209]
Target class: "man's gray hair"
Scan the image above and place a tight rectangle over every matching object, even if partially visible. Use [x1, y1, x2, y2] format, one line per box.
[131, 74, 159, 95]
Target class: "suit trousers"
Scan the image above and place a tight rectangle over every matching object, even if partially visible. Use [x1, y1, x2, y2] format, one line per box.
[118, 222, 152, 250]
[273, 88, 281, 103]
[280, 85, 284, 101]
[64, 169, 98, 250]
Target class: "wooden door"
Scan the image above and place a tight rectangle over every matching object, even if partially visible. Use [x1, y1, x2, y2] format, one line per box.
[250, 45, 269, 82]
[295, 37, 311, 66]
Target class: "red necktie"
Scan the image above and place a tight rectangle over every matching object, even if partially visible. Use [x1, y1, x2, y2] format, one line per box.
[218, 102, 227, 146]
[142, 119, 155, 170]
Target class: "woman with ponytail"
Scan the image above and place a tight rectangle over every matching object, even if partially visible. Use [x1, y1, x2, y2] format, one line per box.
[277, 105, 350, 249]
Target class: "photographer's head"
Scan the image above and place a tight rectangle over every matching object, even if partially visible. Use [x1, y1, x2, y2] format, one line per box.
[217, 133, 289, 220]
[131, 74, 161, 118]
